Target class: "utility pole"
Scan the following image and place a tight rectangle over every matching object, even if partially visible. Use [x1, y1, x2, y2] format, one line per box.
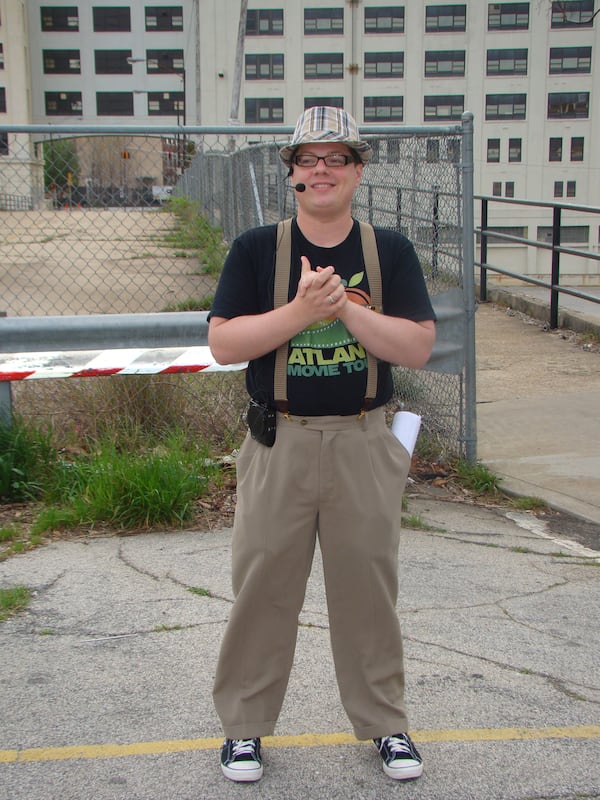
[229, 0, 248, 124]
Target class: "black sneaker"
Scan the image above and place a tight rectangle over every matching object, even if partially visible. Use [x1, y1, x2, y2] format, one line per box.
[220, 738, 263, 782]
[373, 733, 423, 780]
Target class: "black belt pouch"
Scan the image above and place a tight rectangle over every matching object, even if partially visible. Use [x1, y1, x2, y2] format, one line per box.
[247, 400, 277, 447]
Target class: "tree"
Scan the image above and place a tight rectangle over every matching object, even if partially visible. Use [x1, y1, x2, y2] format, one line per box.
[544, 0, 600, 24]
[44, 138, 79, 191]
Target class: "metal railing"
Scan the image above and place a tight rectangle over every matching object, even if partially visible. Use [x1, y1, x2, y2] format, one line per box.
[476, 195, 600, 329]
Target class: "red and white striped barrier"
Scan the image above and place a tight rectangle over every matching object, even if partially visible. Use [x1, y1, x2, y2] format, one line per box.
[0, 346, 247, 381]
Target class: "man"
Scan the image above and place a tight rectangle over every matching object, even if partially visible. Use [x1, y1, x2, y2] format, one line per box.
[209, 106, 436, 783]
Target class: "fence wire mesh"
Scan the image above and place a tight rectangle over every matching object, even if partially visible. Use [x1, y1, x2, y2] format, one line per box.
[1, 125, 469, 458]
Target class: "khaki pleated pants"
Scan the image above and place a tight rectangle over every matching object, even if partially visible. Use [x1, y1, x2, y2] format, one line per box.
[212, 406, 411, 740]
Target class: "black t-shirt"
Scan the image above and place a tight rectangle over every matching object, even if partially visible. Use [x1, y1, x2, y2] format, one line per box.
[210, 218, 436, 415]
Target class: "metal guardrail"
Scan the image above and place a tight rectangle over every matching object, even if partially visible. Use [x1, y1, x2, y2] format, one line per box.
[475, 195, 600, 330]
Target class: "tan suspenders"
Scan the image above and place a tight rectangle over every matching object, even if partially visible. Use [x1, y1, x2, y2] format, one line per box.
[273, 218, 382, 416]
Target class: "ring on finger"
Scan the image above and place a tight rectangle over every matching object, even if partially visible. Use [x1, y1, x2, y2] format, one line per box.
[328, 294, 335, 304]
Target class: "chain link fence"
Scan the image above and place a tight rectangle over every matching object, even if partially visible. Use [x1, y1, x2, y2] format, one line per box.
[1, 121, 474, 458]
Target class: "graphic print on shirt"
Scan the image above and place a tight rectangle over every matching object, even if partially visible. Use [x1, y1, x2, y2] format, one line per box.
[288, 272, 371, 378]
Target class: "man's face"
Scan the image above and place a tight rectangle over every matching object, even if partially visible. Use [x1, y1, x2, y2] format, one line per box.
[292, 143, 363, 211]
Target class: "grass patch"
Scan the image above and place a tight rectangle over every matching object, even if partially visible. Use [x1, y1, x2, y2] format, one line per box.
[402, 513, 440, 532]
[188, 586, 212, 597]
[510, 495, 548, 511]
[35, 432, 218, 533]
[0, 416, 59, 502]
[454, 458, 501, 496]
[162, 295, 214, 312]
[0, 585, 31, 621]
[162, 197, 228, 276]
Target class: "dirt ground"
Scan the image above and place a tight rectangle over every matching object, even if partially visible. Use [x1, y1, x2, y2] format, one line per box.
[0, 208, 214, 316]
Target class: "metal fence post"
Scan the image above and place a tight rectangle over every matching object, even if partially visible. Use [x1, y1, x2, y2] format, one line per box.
[0, 312, 11, 426]
[550, 205, 562, 329]
[461, 112, 477, 463]
[479, 197, 488, 302]
[432, 184, 440, 278]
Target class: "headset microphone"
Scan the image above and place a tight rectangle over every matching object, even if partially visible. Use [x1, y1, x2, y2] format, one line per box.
[294, 183, 306, 193]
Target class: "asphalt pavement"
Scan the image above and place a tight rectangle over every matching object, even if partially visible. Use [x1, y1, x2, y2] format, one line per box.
[0, 286, 599, 800]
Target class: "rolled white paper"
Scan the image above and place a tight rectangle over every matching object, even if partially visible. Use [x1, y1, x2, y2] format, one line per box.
[391, 411, 422, 457]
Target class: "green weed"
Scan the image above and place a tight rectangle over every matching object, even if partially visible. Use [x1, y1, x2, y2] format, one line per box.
[0, 417, 58, 502]
[0, 585, 31, 621]
[162, 197, 228, 275]
[36, 432, 217, 532]
[454, 459, 501, 495]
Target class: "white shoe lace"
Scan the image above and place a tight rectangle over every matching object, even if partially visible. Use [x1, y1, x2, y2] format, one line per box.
[231, 739, 258, 759]
[386, 735, 411, 756]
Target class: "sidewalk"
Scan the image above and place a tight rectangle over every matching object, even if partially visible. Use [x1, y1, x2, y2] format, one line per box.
[475, 285, 600, 526]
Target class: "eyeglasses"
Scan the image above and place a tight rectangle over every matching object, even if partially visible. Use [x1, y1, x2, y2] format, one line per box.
[292, 153, 356, 168]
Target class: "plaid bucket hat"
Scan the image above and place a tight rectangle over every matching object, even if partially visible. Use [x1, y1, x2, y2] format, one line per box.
[279, 106, 373, 166]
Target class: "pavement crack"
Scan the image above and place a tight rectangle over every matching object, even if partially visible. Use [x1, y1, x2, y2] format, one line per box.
[406, 635, 599, 704]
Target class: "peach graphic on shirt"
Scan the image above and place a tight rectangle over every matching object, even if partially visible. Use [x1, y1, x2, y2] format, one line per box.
[290, 272, 371, 350]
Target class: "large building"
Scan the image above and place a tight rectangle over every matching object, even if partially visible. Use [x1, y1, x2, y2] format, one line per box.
[1, 1, 598, 281]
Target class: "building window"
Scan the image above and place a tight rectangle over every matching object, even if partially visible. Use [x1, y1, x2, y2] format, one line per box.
[538, 225, 589, 243]
[0, 44, 4, 70]
[147, 51, 185, 73]
[447, 139, 461, 163]
[424, 95, 464, 121]
[43, 50, 81, 74]
[365, 52, 404, 78]
[41, 6, 79, 31]
[0, 131, 8, 156]
[487, 138, 500, 162]
[0, 87, 5, 113]
[425, 50, 465, 76]
[549, 47, 592, 74]
[487, 3, 530, 30]
[549, 138, 562, 161]
[245, 54, 284, 80]
[478, 225, 528, 244]
[425, 5, 466, 32]
[246, 9, 284, 35]
[92, 7, 131, 32]
[508, 138, 522, 162]
[492, 182, 502, 197]
[145, 6, 183, 31]
[305, 96, 343, 109]
[551, 0, 594, 27]
[426, 139, 440, 162]
[364, 6, 405, 33]
[45, 91, 82, 115]
[245, 97, 284, 122]
[505, 181, 515, 198]
[364, 95, 404, 122]
[547, 92, 589, 118]
[551, 180, 575, 199]
[94, 50, 132, 74]
[96, 91, 134, 116]
[486, 48, 528, 75]
[148, 91, 184, 116]
[304, 53, 344, 79]
[304, 8, 343, 34]
[485, 93, 526, 120]
[571, 136, 584, 161]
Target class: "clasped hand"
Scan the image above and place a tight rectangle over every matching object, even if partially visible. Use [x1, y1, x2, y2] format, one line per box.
[295, 255, 347, 322]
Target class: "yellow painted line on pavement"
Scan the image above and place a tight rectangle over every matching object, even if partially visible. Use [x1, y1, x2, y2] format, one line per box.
[1, 726, 599, 765]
